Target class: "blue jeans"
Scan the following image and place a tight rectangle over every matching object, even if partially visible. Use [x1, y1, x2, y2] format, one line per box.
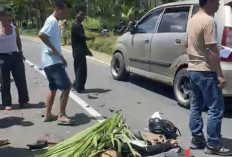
[188, 71, 224, 147]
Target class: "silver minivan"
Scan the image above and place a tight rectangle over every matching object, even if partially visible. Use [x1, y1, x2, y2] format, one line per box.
[111, 0, 232, 107]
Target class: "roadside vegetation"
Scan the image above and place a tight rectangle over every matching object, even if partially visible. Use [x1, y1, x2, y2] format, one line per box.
[6, 0, 181, 54]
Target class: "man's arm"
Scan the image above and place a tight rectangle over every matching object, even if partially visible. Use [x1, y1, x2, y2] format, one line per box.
[16, 27, 22, 52]
[207, 44, 225, 88]
[73, 23, 95, 41]
[38, 32, 59, 55]
[184, 38, 188, 48]
[38, 32, 67, 66]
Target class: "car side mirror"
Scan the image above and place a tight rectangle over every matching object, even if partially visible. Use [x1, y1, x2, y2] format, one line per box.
[129, 24, 136, 34]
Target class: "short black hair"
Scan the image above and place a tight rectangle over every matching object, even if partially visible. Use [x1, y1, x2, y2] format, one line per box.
[199, 0, 208, 7]
[55, 1, 67, 9]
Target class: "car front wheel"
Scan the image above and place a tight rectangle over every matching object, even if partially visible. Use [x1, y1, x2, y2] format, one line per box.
[111, 53, 129, 80]
[174, 68, 191, 108]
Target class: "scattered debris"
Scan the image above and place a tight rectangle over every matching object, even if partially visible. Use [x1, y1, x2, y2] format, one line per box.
[87, 93, 98, 99]
[39, 133, 64, 144]
[27, 140, 48, 150]
[98, 103, 105, 107]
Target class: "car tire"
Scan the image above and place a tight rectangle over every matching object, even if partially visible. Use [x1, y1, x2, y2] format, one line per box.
[174, 68, 191, 108]
[111, 53, 129, 80]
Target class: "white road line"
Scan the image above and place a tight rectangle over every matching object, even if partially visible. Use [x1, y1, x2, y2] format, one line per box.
[25, 59, 104, 122]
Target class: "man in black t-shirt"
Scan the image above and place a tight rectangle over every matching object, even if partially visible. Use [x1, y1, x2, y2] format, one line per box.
[71, 9, 95, 93]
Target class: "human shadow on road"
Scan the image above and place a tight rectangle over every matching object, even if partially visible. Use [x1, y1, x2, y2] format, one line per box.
[0, 102, 45, 110]
[68, 113, 107, 126]
[0, 117, 34, 129]
[223, 98, 232, 118]
[78, 88, 111, 94]
[129, 74, 176, 100]
[0, 146, 36, 157]
[68, 113, 94, 127]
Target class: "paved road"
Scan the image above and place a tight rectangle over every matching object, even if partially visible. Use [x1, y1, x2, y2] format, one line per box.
[0, 38, 232, 157]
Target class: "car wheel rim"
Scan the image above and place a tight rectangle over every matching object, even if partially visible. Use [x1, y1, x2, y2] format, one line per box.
[178, 76, 191, 103]
[112, 58, 120, 76]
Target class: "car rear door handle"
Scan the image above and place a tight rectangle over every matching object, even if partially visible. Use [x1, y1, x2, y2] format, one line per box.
[175, 39, 181, 44]
[144, 39, 150, 44]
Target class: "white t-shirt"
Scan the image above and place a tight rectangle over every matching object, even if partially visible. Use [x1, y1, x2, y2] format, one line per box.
[40, 15, 62, 68]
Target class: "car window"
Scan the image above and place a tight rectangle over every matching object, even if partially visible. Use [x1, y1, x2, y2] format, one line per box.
[158, 7, 190, 33]
[136, 9, 163, 33]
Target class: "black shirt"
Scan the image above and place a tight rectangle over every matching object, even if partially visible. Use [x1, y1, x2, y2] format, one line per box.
[71, 22, 90, 57]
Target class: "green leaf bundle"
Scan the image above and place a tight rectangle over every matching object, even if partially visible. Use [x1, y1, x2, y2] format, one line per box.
[35, 112, 136, 157]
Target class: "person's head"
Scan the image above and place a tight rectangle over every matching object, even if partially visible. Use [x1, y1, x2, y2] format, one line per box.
[75, 8, 87, 23]
[199, 0, 220, 14]
[0, 11, 10, 24]
[0, 6, 12, 22]
[54, 1, 68, 20]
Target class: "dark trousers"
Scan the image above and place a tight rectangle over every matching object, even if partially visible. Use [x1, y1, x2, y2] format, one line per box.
[73, 55, 87, 91]
[0, 53, 29, 106]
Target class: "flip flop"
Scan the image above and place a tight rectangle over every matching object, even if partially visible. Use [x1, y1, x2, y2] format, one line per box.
[43, 114, 57, 122]
[0, 138, 10, 147]
[58, 120, 74, 126]
[58, 116, 73, 126]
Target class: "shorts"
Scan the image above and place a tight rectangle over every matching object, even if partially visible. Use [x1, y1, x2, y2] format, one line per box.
[44, 63, 71, 90]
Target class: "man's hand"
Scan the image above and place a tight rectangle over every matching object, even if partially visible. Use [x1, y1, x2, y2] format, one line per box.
[218, 76, 225, 89]
[52, 49, 59, 55]
[19, 51, 26, 61]
[60, 55, 67, 67]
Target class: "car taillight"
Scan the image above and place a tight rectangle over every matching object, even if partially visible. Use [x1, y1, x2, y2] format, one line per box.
[222, 27, 232, 48]
[220, 27, 232, 62]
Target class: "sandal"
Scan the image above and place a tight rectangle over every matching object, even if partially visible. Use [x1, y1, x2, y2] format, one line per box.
[0, 138, 10, 147]
[43, 114, 57, 122]
[205, 145, 232, 156]
[27, 140, 48, 149]
[58, 116, 73, 126]
[5, 106, 12, 111]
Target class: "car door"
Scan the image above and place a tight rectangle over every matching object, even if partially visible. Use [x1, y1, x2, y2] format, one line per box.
[150, 6, 190, 76]
[128, 9, 163, 71]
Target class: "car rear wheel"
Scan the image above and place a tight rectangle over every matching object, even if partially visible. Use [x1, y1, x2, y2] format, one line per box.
[111, 53, 129, 80]
[174, 68, 191, 108]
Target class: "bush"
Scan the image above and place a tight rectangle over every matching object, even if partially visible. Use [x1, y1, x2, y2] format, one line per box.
[84, 18, 101, 28]
[19, 28, 39, 36]
[87, 35, 118, 55]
